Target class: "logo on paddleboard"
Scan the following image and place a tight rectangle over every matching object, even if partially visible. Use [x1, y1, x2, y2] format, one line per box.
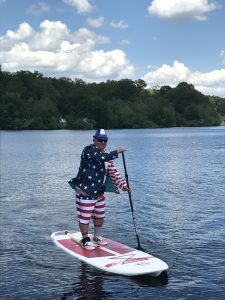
[105, 254, 152, 268]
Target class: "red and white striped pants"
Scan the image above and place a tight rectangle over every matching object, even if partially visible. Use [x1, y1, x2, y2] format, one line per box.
[75, 193, 105, 224]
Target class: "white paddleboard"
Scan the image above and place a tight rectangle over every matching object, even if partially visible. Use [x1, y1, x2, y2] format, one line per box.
[51, 231, 168, 277]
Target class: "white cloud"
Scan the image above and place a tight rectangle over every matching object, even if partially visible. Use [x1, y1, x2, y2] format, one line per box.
[0, 23, 33, 51]
[6, 22, 33, 41]
[26, 2, 50, 16]
[63, 0, 93, 13]
[87, 16, 104, 28]
[119, 39, 130, 45]
[142, 60, 225, 97]
[148, 0, 219, 21]
[110, 20, 128, 29]
[0, 20, 134, 81]
[147, 64, 158, 70]
[79, 49, 133, 77]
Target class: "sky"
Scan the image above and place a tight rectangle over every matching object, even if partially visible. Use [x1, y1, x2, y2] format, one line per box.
[0, 0, 225, 97]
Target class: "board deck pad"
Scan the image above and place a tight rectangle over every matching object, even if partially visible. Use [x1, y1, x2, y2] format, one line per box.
[51, 231, 168, 277]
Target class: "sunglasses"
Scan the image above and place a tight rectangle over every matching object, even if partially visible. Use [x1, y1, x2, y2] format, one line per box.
[96, 138, 108, 143]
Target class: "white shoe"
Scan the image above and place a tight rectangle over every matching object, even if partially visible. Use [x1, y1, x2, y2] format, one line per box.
[81, 237, 96, 250]
[93, 236, 108, 246]
[82, 241, 96, 250]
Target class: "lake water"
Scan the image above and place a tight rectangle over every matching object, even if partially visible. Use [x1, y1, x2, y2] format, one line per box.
[1, 127, 225, 300]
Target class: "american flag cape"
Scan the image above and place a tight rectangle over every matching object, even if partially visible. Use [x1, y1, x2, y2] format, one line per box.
[105, 160, 127, 193]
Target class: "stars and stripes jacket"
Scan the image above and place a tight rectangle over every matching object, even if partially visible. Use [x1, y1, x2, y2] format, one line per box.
[74, 144, 127, 196]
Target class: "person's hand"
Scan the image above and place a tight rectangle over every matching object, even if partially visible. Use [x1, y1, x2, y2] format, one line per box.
[117, 146, 127, 153]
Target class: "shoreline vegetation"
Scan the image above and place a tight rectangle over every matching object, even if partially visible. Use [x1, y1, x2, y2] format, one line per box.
[0, 69, 224, 130]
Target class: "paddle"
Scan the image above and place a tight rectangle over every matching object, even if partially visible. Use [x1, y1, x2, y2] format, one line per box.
[122, 152, 142, 250]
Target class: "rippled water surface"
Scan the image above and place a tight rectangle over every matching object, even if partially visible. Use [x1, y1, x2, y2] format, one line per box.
[1, 127, 225, 300]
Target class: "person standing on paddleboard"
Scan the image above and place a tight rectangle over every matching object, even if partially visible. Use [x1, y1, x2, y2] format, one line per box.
[71, 129, 130, 250]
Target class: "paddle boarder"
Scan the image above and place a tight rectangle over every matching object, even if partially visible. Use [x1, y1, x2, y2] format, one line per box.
[73, 129, 130, 250]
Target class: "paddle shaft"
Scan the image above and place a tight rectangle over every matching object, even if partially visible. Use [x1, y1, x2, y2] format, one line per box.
[65, 231, 81, 244]
[122, 152, 141, 249]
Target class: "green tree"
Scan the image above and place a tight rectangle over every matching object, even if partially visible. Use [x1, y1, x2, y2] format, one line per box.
[0, 69, 223, 130]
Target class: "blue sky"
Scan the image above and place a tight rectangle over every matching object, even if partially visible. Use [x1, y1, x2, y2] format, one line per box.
[0, 0, 225, 97]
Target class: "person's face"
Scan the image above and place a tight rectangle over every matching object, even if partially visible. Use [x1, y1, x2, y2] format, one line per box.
[94, 137, 108, 151]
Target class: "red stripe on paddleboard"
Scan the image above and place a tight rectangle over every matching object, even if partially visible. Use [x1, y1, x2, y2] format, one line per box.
[54, 232, 135, 255]
[105, 239, 134, 254]
[58, 239, 113, 258]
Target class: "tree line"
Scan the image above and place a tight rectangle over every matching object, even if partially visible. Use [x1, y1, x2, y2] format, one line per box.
[0, 69, 224, 130]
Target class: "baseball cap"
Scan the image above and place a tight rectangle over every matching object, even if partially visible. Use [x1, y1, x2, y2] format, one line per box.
[93, 129, 108, 139]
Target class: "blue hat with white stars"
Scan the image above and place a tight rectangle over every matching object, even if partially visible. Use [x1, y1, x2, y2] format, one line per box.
[94, 129, 108, 139]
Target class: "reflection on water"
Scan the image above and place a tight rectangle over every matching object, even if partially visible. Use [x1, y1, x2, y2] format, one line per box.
[61, 264, 111, 300]
[1, 127, 225, 300]
[125, 271, 169, 288]
[60, 263, 168, 300]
